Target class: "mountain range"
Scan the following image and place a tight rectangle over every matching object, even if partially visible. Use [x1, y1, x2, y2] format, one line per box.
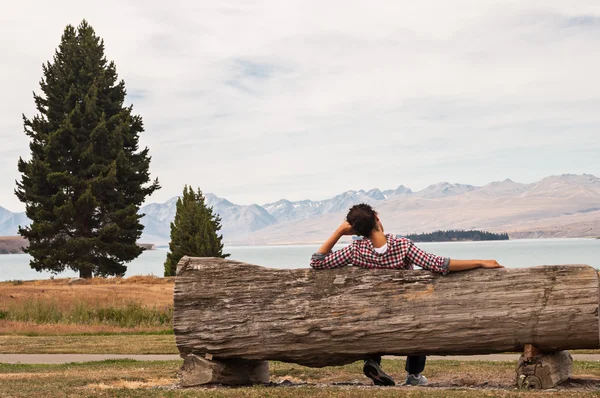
[0, 207, 29, 237]
[1, 174, 599, 245]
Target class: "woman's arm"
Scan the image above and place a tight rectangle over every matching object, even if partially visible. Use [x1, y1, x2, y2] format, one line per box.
[448, 259, 504, 272]
[310, 221, 355, 270]
[403, 238, 504, 274]
[316, 221, 353, 254]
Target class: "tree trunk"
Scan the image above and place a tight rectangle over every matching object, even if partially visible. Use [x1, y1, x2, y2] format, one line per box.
[79, 267, 92, 279]
[174, 257, 600, 368]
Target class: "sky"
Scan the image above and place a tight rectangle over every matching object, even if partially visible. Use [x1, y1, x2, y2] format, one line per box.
[1, 0, 599, 212]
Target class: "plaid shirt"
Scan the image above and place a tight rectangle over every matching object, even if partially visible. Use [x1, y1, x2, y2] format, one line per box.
[310, 234, 450, 275]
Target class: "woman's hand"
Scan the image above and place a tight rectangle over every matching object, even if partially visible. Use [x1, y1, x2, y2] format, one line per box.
[449, 259, 505, 272]
[480, 259, 504, 268]
[336, 221, 355, 236]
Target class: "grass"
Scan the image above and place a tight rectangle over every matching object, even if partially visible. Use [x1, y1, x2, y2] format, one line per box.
[0, 334, 178, 354]
[1, 297, 172, 328]
[10, 329, 176, 336]
[0, 276, 174, 334]
[2, 359, 600, 397]
[0, 359, 179, 398]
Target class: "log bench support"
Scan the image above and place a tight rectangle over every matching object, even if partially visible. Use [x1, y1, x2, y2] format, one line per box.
[516, 344, 573, 389]
[180, 347, 574, 389]
[179, 354, 269, 387]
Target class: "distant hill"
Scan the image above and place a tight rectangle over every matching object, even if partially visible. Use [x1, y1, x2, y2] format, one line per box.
[1, 174, 599, 245]
[0, 236, 28, 254]
[0, 236, 155, 254]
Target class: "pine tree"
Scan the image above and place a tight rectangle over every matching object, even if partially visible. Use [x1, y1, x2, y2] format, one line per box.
[15, 20, 160, 278]
[164, 186, 229, 277]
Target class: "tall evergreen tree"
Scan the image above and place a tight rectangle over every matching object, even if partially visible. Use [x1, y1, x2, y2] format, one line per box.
[15, 20, 160, 278]
[164, 186, 229, 277]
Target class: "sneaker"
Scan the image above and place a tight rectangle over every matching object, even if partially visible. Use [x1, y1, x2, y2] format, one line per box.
[363, 359, 396, 386]
[405, 373, 428, 386]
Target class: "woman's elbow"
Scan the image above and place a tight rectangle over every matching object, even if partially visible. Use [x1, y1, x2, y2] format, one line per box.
[309, 260, 327, 269]
[310, 253, 327, 269]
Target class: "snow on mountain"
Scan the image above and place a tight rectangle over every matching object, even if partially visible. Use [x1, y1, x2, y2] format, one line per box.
[0, 207, 29, 236]
[0, 206, 12, 224]
[262, 199, 317, 223]
[316, 190, 383, 214]
[140, 197, 179, 223]
[263, 189, 386, 223]
[205, 193, 276, 237]
[467, 179, 533, 197]
[522, 174, 600, 199]
[365, 188, 386, 201]
[414, 182, 476, 198]
[140, 193, 277, 244]
[382, 185, 413, 198]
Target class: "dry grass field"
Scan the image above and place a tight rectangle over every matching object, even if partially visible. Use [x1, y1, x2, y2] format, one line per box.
[0, 334, 177, 354]
[0, 275, 174, 306]
[0, 276, 174, 334]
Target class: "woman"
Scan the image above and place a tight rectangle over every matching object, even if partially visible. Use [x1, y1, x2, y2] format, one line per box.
[310, 203, 504, 386]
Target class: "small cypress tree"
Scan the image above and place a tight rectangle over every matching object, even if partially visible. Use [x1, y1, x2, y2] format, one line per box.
[15, 20, 159, 278]
[164, 186, 229, 276]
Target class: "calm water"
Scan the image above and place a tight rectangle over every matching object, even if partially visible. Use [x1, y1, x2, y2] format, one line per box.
[1, 238, 599, 282]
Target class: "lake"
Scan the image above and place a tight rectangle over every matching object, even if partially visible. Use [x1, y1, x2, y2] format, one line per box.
[1, 238, 599, 282]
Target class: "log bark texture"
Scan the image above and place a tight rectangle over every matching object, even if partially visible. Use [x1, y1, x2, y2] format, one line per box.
[174, 257, 600, 367]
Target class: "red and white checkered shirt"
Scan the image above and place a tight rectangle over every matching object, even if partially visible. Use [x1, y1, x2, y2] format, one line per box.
[310, 234, 450, 274]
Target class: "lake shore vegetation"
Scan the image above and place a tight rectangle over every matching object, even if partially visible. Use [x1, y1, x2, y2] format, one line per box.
[401, 230, 509, 242]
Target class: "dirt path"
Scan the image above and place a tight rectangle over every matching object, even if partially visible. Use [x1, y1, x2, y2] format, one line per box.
[3, 353, 600, 364]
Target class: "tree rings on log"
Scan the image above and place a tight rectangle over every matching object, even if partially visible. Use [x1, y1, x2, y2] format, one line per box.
[179, 354, 269, 387]
[516, 350, 573, 389]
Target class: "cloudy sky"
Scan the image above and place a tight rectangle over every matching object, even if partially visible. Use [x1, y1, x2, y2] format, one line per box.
[1, 1, 599, 212]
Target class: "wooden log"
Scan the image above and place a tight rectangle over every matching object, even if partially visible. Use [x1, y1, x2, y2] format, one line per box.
[174, 257, 600, 368]
[179, 354, 269, 386]
[516, 349, 573, 389]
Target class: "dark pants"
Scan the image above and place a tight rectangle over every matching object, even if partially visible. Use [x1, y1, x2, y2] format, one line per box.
[405, 355, 426, 375]
[368, 355, 427, 375]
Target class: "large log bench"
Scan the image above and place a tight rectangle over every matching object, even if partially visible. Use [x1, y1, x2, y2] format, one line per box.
[173, 257, 600, 389]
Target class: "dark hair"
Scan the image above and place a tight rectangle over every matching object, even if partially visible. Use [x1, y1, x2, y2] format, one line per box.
[346, 203, 377, 237]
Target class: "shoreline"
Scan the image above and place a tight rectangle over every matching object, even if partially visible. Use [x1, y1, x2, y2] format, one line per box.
[1, 235, 599, 254]
[224, 235, 599, 247]
[0, 236, 157, 254]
